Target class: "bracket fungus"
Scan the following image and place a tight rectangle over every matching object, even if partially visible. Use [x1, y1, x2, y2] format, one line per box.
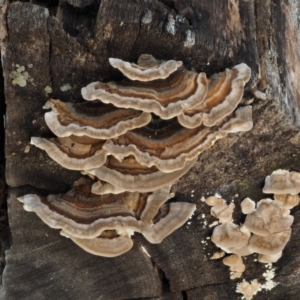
[103, 106, 253, 173]
[109, 54, 183, 81]
[30, 136, 108, 171]
[82, 69, 208, 120]
[178, 63, 251, 128]
[87, 156, 197, 194]
[248, 229, 291, 263]
[43, 99, 151, 139]
[18, 178, 195, 256]
[23, 55, 254, 257]
[82, 55, 251, 122]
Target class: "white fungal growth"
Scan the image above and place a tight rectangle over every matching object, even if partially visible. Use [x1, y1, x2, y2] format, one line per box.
[236, 279, 261, 300]
[166, 15, 176, 35]
[60, 83, 72, 92]
[184, 30, 196, 48]
[261, 264, 277, 291]
[141, 10, 152, 24]
[44, 86, 52, 94]
[24, 145, 30, 153]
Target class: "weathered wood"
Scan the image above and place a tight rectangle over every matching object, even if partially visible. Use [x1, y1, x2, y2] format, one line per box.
[1, 0, 300, 299]
[4, 3, 80, 191]
[0, 0, 9, 285]
[2, 189, 162, 300]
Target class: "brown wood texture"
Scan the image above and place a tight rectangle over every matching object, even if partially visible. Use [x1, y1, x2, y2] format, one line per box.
[1, 0, 300, 299]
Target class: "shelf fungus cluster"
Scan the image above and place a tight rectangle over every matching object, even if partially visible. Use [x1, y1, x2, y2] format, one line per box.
[207, 169, 300, 298]
[20, 55, 253, 257]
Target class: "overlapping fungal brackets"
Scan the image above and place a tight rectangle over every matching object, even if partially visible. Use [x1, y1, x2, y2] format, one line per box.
[18, 178, 195, 257]
[22, 55, 253, 256]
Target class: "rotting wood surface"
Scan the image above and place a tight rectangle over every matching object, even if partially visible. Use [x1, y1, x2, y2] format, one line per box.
[0, 0, 300, 299]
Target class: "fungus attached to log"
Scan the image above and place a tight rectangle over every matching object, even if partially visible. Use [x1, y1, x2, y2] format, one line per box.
[177, 63, 251, 128]
[241, 197, 256, 214]
[103, 106, 253, 173]
[223, 254, 245, 279]
[211, 223, 251, 254]
[82, 55, 251, 122]
[205, 195, 235, 224]
[236, 280, 261, 300]
[263, 169, 300, 195]
[88, 156, 197, 194]
[18, 178, 195, 256]
[109, 54, 183, 81]
[82, 69, 208, 120]
[274, 194, 300, 209]
[210, 251, 225, 260]
[25, 55, 254, 257]
[243, 199, 294, 236]
[30, 136, 108, 170]
[248, 229, 291, 261]
[43, 99, 151, 139]
[63, 235, 134, 257]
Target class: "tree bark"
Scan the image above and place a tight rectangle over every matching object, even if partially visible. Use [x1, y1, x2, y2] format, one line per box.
[1, 0, 300, 299]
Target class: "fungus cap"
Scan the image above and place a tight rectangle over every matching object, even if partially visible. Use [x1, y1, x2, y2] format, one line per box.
[64, 235, 134, 257]
[210, 251, 225, 260]
[142, 202, 196, 244]
[248, 229, 291, 256]
[274, 194, 300, 209]
[81, 69, 208, 120]
[257, 251, 282, 264]
[109, 54, 183, 81]
[222, 254, 245, 273]
[177, 63, 251, 128]
[87, 156, 197, 194]
[241, 197, 256, 214]
[205, 196, 235, 224]
[244, 199, 294, 236]
[19, 178, 195, 256]
[236, 280, 261, 300]
[263, 169, 300, 195]
[30, 136, 108, 171]
[44, 99, 151, 139]
[211, 223, 251, 254]
[103, 106, 253, 173]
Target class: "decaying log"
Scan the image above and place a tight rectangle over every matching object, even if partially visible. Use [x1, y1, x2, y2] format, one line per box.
[1, 0, 300, 299]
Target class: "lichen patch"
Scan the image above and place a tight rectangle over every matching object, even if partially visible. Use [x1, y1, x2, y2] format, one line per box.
[10, 63, 33, 87]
